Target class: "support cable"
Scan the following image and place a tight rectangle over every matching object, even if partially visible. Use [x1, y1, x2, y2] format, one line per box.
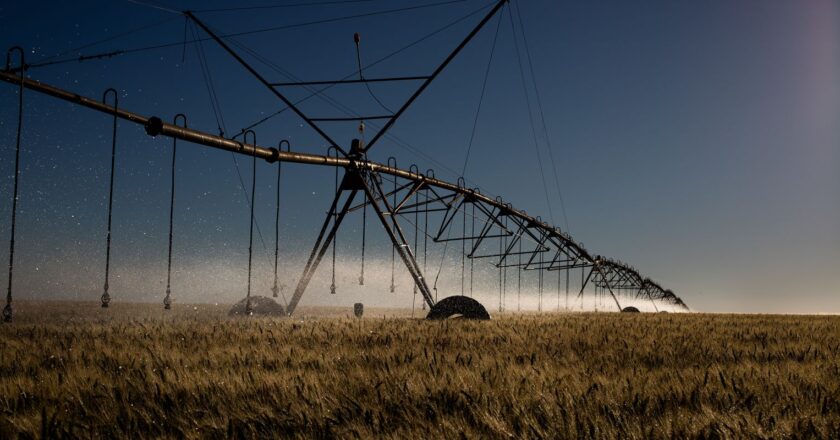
[126, 0, 181, 15]
[506, 6, 555, 225]
[189, 23, 226, 136]
[209, 6, 516, 213]
[3, 48, 24, 322]
[189, 23, 274, 268]
[101, 88, 119, 309]
[429, 5, 502, 299]
[195, 0, 378, 13]
[460, 7, 503, 174]
[230, 1, 493, 140]
[512, 0, 570, 232]
[164, 113, 186, 310]
[354, 32, 393, 114]
[34, 16, 180, 67]
[23, 0, 484, 73]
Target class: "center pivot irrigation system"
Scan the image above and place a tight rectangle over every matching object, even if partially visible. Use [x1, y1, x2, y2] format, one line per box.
[1, 0, 688, 322]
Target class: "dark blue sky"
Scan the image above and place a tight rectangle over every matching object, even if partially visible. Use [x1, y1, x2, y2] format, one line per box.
[1, 0, 838, 313]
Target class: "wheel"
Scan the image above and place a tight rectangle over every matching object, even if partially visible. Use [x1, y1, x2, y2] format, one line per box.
[229, 296, 285, 316]
[426, 296, 490, 320]
[621, 306, 640, 313]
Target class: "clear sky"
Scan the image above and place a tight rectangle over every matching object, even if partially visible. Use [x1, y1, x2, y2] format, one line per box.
[0, 0, 838, 313]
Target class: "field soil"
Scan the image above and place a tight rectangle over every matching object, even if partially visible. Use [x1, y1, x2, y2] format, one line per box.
[1, 301, 838, 439]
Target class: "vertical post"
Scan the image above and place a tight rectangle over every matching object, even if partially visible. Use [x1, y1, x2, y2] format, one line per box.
[101, 88, 118, 309]
[3, 47, 24, 322]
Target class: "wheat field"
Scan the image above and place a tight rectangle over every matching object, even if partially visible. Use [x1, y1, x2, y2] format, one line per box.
[1, 300, 838, 438]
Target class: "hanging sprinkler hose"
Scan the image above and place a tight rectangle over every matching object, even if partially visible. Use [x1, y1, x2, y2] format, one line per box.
[272, 140, 291, 299]
[243, 130, 257, 315]
[329, 146, 341, 295]
[164, 113, 186, 310]
[358, 105, 366, 286]
[387, 156, 398, 293]
[101, 87, 119, 309]
[3, 47, 24, 322]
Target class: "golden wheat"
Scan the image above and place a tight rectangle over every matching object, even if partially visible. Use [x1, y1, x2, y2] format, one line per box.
[0, 301, 838, 439]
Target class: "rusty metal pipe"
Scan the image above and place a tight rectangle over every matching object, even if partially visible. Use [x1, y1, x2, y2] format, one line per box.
[0, 71, 590, 269]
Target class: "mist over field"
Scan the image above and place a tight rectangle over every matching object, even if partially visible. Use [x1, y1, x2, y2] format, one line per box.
[9, 252, 676, 313]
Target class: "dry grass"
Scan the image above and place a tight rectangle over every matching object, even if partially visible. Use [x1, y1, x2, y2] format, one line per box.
[1, 301, 838, 439]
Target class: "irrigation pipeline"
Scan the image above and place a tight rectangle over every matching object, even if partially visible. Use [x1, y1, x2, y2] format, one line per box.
[0, 70, 686, 310]
[0, 72, 569, 241]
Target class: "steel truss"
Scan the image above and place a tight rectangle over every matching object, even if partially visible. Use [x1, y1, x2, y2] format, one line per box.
[1, 0, 689, 317]
[0, 68, 689, 316]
